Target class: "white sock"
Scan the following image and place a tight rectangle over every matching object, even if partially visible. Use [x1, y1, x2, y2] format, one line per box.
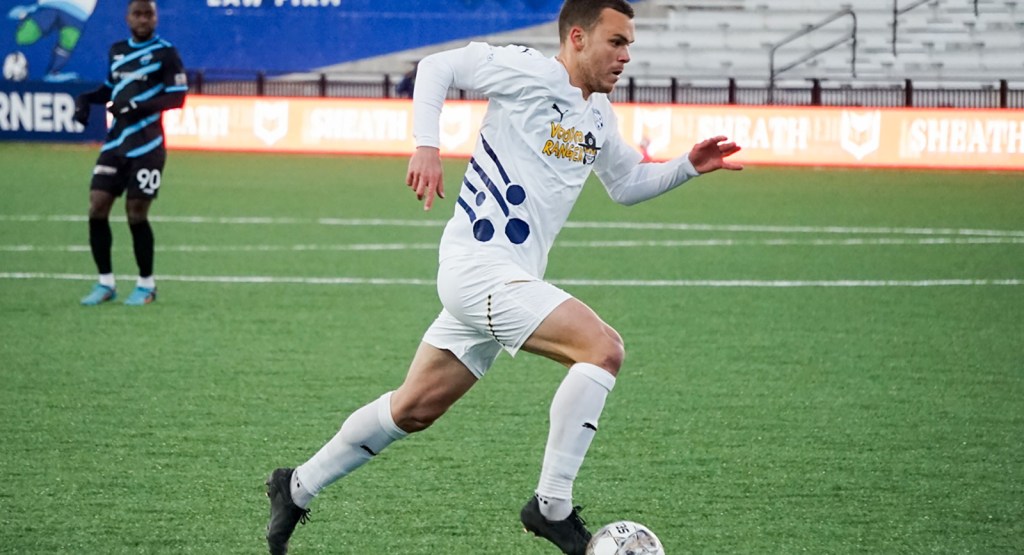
[98, 274, 115, 288]
[291, 391, 407, 508]
[536, 363, 616, 521]
[536, 493, 574, 522]
[137, 276, 155, 289]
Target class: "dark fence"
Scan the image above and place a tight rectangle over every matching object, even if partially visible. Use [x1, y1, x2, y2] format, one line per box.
[187, 70, 1024, 109]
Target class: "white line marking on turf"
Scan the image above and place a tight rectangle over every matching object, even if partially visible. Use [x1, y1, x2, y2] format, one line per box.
[1, 273, 1020, 288]
[0, 272, 434, 286]
[559, 237, 1024, 247]
[0, 243, 439, 253]
[2, 237, 1023, 253]
[2, 215, 1023, 238]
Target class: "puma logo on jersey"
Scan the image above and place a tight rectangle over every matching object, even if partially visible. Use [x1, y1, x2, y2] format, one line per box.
[551, 103, 568, 122]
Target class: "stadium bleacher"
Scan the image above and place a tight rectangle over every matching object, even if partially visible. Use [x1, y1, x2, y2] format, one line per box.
[329, 0, 1023, 86]
[203, 0, 1024, 108]
[635, 0, 1024, 82]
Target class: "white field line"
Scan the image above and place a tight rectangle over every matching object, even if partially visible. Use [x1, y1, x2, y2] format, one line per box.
[2, 214, 1023, 238]
[3, 236, 1024, 253]
[1, 272, 1021, 288]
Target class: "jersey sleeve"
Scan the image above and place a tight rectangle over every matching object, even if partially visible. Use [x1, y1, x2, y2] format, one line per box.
[104, 45, 116, 89]
[163, 46, 188, 94]
[412, 42, 554, 148]
[465, 43, 555, 99]
[593, 109, 645, 185]
[594, 108, 700, 206]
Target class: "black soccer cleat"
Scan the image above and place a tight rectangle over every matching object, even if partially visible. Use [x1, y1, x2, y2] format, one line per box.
[520, 495, 592, 555]
[265, 468, 311, 555]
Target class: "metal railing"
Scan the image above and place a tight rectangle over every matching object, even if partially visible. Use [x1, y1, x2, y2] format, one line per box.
[893, 0, 937, 55]
[185, 70, 1023, 109]
[769, 9, 858, 104]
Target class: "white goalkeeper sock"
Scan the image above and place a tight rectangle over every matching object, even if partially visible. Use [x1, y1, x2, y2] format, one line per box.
[536, 363, 616, 521]
[291, 391, 407, 508]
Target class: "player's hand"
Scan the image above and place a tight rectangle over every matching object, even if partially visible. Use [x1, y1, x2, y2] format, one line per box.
[688, 135, 743, 174]
[73, 96, 90, 126]
[406, 146, 445, 211]
[107, 99, 139, 119]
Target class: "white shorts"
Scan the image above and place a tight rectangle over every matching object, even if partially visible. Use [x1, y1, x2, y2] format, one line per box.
[422, 255, 572, 379]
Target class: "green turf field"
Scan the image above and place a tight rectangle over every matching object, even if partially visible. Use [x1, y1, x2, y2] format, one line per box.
[1, 142, 1022, 554]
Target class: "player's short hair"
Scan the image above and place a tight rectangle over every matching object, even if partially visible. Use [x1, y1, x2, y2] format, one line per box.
[557, 0, 634, 43]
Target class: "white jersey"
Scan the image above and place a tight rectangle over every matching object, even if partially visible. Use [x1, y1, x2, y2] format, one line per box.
[415, 42, 699, 279]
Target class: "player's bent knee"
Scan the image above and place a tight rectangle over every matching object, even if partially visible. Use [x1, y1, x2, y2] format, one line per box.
[599, 339, 625, 375]
[390, 396, 448, 433]
[393, 410, 441, 434]
[581, 332, 625, 376]
[599, 325, 626, 373]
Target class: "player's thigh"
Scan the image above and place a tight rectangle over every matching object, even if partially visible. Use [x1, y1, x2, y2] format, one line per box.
[422, 306, 504, 379]
[390, 342, 479, 431]
[520, 297, 625, 373]
[436, 257, 572, 359]
[90, 152, 130, 202]
[125, 150, 166, 201]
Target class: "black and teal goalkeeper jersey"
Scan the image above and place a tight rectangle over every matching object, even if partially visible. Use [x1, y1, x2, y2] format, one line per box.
[94, 35, 188, 158]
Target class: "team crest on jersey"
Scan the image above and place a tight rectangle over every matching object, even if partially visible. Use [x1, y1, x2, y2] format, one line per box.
[592, 108, 604, 130]
[541, 122, 600, 165]
[140, 53, 153, 66]
[581, 132, 600, 164]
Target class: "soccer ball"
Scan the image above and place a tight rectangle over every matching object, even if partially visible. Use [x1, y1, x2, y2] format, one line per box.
[586, 520, 665, 555]
[3, 51, 29, 82]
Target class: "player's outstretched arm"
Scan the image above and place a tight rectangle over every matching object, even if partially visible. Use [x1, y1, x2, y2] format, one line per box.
[597, 132, 743, 206]
[110, 91, 186, 121]
[73, 85, 112, 125]
[688, 135, 743, 174]
[406, 146, 445, 211]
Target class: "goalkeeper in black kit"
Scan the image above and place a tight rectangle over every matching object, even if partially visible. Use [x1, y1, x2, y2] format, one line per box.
[74, 0, 187, 306]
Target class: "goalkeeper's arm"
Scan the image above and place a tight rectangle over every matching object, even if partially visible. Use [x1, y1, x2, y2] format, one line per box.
[73, 85, 112, 125]
[112, 91, 187, 119]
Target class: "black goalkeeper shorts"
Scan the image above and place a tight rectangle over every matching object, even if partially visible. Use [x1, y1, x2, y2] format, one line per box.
[90, 149, 167, 200]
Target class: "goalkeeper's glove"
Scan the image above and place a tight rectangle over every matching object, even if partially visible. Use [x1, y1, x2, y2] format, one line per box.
[108, 99, 139, 119]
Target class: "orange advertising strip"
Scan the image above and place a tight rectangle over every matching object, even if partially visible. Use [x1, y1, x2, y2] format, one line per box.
[164, 95, 1024, 171]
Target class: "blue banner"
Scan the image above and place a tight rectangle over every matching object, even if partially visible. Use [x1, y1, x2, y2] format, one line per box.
[1, 0, 567, 84]
[0, 80, 105, 141]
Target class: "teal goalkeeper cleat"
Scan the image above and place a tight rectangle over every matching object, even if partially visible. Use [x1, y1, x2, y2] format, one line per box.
[80, 284, 116, 306]
[124, 286, 157, 306]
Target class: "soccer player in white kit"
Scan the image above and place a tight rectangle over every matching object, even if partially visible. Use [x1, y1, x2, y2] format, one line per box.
[266, 1, 743, 554]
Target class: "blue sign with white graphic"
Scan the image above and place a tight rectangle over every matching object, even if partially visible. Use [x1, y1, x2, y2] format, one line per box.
[1, 0, 567, 84]
[0, 80, 105, 140]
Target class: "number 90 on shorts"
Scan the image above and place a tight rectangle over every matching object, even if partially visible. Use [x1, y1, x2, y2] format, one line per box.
[90, 149, 168, 200]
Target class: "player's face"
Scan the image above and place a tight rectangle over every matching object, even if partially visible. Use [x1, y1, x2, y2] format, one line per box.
[578, 9, 634, 96]
[127, 1, 158, 42]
